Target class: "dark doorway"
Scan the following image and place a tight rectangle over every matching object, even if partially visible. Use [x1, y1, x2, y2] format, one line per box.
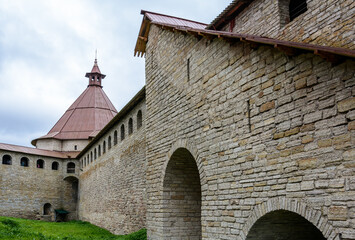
[246, 210, 326, 240]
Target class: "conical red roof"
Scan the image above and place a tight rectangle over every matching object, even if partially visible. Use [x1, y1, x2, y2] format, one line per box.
[32, 60, 117, 145]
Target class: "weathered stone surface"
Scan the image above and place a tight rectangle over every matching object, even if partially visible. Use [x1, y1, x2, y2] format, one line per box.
[78, 100, 146, 235]
[143, 18, 355, 238]
[338, 97, 355, 112]
[348, 121, 355, 130]
[328, 206, 348, 221]
[0, 151, 79, 221]
[260, 101, 275, 112]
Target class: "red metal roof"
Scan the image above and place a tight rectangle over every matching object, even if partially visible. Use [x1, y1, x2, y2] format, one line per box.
[32, 62, 117, 146]
[142, 10, 207, 30]
[0, 142, 78, 159]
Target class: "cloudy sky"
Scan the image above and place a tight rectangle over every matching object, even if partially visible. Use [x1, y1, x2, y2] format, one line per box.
[0, 0, 231, 147]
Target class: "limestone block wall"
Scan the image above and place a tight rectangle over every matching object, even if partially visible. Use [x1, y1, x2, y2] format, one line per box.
[221, 0, 354, 49]
[35, 139, 62, 151]
[0, 151, 79, 220]
[36, 138, 88, 152]
[78, 100, 146, 235]
[144, 24, 355, 239]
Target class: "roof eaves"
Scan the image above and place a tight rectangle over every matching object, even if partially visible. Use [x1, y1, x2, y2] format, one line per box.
[0, 142, 78, 159]
[137, 19, 355, 60]
[77, 86, 146, 159]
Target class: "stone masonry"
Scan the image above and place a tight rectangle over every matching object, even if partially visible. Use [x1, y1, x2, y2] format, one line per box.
[221, 0, 354, 50]
[78, 96, 146, 235]
[144, 16, 355, 239]
[1, 1, 354, 239]
[0, 151, 79, 221]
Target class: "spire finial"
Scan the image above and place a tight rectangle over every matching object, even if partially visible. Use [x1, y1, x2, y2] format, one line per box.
[95, 49, 97, 63]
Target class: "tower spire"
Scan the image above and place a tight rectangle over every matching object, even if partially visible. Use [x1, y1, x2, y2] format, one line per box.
[85, 53, 106, 87]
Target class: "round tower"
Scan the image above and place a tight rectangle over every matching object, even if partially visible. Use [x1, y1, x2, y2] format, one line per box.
[32, 59, 118, 152]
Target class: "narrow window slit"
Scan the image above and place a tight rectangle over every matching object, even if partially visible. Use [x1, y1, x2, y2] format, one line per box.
[247, 100, 251, 132]
[187, 58, 190, 81]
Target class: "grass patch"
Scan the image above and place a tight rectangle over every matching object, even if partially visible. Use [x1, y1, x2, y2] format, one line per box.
[0, 216, 146, 240]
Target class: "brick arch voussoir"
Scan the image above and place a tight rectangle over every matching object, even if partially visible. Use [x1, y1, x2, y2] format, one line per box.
[161, 138, 206, 188]
[240, 197, 339, 240]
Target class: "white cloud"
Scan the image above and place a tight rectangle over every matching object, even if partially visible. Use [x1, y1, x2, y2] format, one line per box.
[0, 0, 231, 147]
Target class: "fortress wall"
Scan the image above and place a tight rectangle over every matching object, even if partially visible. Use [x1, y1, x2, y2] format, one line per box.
[220, 0, 354, 49]
[144, 24, 355, 239]
[78, 99, 146, 235]
[0, 151, 79, 220]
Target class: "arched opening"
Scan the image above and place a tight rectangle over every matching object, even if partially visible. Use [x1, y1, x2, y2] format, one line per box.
[63, 176, 79, 220]
[94, 148, 97, 160]
[43, 203, 52, 215]
[52, 161, 59, 170]
[128, 118, 133, 135]
[103, 141, 106, 153]
[20, 157, 29, 167]
[2, 154, 12, 165]
[37, 159, 44, 169]
[163, 148, 201, 239]
[90, 152, 93, 163]
[67, 162, 75, 173]
[137, 110, 142, 130]
[114, 130, 118, 145]
[108, 136, 112, 149]
[246, 210, 326, 240]
[98, 145, 101, 157]
[121, 124, 125, 141]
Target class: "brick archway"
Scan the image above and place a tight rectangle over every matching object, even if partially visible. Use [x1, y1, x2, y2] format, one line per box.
[241, 197, 338, 240]
[162, 142, 202, 239]
[162, 139, 205, 185]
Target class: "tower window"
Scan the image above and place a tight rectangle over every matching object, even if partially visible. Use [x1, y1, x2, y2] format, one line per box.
[67, 162, 75, 173]
[121, 124, 125, 141]
[108, 136, 112, 149]
[2, 155, 12, 165]
[98, 145, 101, 157]
[52, 161, 59, 170]
[137, 110, 142, 129]
[289, 0, 307, 21]
[103, 141, 106, 153]
[129, 118, 133, 135]
[20, 157, 29, 167]
[114, 130, 118, 145]
[37, 159, 44, 169]
[74, 145, 77, 150]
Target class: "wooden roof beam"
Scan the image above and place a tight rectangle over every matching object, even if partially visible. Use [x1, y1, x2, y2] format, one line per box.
[314, 49, 344, 65]
[274, 44, 298, 56]
[186, 30, 202, 40]
[241, 38, 259, 49]
[198, 32, 215, 40]
[218, 35, 237, 43]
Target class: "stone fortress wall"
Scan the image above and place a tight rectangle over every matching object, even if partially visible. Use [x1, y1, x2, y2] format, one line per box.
[144, 7, 355, 238]
[78, 90, 147, 235]
[0, 151, 79, 221]
[0, 1, 354, 239]
[220, 0, 354, 49]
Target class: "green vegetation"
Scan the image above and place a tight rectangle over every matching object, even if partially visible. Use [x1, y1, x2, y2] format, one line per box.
[0, 216, 146, 240]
